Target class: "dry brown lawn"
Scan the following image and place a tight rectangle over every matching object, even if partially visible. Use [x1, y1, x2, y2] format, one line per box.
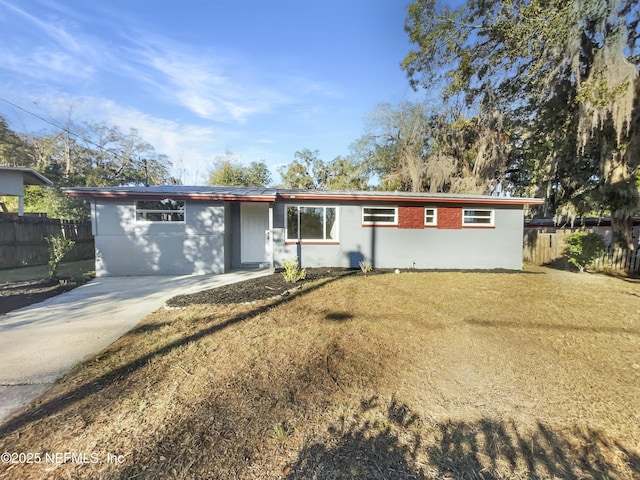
[0, 266, 638, 479]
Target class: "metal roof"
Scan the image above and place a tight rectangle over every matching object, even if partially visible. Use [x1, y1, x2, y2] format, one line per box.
[64, 185, 278, 201]
[0, 167, 53, 186]
[275, 188, 543, 205]
[64, 185, 543, 205]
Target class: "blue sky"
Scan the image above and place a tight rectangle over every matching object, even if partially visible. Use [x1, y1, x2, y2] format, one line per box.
[0, 0, 423, 185]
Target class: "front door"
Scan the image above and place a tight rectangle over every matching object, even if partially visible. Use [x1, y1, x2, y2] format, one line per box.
[241, 202, 268, 263]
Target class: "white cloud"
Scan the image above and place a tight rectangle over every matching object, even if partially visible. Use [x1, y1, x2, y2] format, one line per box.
[0, 1, 108, 84]
[129, 40, 296, 123]
[1, 0, 343, 128]
[0, 1, 354, 185]
[0, 47, 95, 84]
[0, 0, 83, 54]
[90, 98, 229, 184]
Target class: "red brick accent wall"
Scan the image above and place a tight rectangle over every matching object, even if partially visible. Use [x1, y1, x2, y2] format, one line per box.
[437, 207, 462, 229]
[398, 206, 425, 229]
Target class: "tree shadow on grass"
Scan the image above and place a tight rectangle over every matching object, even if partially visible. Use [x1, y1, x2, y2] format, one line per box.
[0, 276, 346, 438]
[285, 398, 639, 480]
[286, 397, 428, 480]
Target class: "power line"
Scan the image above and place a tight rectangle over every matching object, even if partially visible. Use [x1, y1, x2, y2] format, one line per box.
[1, 97, 74, 136]
[0, 97, 129, 164]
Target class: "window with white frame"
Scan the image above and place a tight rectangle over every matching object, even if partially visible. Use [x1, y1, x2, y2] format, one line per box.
[424, 208, 437, 226]
[462, 209, 494, 226]
[362, 206, 397, 225]
[286, 206, 338, 241]
[135, 199, 185, 222]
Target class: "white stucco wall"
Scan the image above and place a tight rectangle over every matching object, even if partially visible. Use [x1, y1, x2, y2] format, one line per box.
[93, 196, 527, 276]
[93, 198, 225, 276]
[272, 203, 525, 270]
[0, 171, 24, 197]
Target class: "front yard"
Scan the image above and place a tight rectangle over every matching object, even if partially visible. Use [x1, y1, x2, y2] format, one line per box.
[0, 266, 638, 479]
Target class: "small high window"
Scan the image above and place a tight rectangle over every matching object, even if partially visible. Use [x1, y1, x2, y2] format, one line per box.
[462, 209, 494, 226]
[424, 208, 437, 226]
[135, 199, 185, 222]
[362, 207, 397, 225]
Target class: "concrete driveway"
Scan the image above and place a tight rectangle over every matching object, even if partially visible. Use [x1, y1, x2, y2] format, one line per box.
[0, 270, 270, 422]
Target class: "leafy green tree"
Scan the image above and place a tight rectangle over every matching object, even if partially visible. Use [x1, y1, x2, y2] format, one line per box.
[1, 115, 175, 219]
[278, 149, 369, 190]
[22, 181, 91, 220]
[0, 116, 34, 167]
[208, 158, 248, 186]
[278, 149, 328, 189]
[207, 152, 271, 187]
[80, 124, 172, 186]
[325, 155, 369, 190]
[244, 161, 272, 187]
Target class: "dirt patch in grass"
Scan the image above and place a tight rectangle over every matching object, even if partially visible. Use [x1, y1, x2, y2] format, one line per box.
[0, 278, 86, 315]
[0, 260, 95, 314]
[1, 266, 639, 479]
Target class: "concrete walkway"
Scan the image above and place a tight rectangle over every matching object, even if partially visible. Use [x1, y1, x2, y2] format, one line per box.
[0, 270, 271, 422]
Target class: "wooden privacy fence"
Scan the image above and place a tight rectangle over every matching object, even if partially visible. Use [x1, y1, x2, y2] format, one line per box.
[594, 246, 640, 273]
[0, 214, 94, 269]
[523, 227, 640, 274]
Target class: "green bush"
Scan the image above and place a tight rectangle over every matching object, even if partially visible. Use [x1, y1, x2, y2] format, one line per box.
[45, 235, 75, 279]
[564, 231, 606, 272]
[282, 257, 307, 283]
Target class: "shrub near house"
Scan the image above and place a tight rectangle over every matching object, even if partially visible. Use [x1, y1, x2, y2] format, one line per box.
[564, 231, 606, 272]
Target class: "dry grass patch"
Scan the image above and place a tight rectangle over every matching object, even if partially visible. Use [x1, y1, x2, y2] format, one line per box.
[0, 268, 638, 479]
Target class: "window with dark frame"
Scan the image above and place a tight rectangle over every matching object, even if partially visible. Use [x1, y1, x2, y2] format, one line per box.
[362, 206, 397, 225]
[286, 206, 338, 241]
[462, 209, 494, 226]
[135, 199, 185, 222]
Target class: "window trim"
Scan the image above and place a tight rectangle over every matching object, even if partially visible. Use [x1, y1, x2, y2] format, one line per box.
[362, 206, 398, 226]
[424, 207, 438, 226]
[135, 198, 186, 223]
[285, 205, 339, 243]
[462, 209, 494, 227]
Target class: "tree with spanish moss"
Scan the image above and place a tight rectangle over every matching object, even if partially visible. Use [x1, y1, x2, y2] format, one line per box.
[359, 101, 511, 194]
[403, 0, 640, 246]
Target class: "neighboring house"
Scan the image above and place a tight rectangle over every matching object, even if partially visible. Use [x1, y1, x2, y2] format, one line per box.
[0, 167, 53, 216]
[64, 185, 543, 276]
[526, 217, 640, 250]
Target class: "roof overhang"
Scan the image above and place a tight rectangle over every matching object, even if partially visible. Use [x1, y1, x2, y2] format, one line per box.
[63, 186, 544, 206]
[276, 190, 544, 206]
[64, 186, 277, 202]
[0, 167, 53, 187]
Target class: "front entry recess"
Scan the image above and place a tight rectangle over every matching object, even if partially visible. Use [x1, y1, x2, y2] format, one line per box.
[241, 203, 269, 263]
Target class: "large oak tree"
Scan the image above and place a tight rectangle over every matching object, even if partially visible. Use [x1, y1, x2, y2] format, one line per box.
[403, 0, 640, 246]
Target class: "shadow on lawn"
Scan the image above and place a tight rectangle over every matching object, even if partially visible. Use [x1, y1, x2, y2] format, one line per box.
[466, 317, 640, 336]
[285, 398, 639, 480]
[0, 276, 345, 438]
[2, 271, 638, 479]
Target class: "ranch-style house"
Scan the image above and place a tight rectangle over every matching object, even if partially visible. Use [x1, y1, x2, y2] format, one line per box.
[64, 185, 543, 277]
